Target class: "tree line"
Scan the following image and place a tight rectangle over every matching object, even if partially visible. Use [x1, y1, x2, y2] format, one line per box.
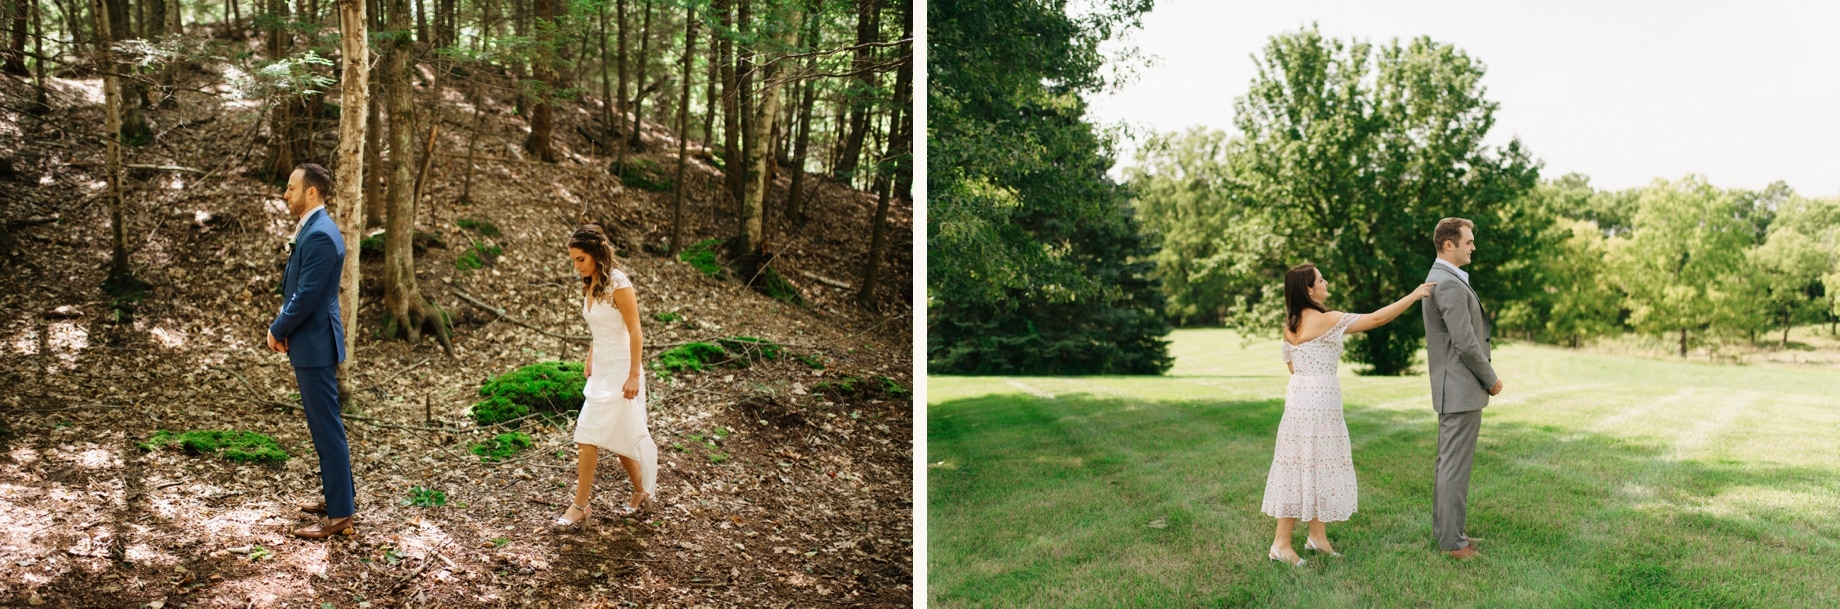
[4, 0, 912, 388]
[1128, 26, 1840, 372]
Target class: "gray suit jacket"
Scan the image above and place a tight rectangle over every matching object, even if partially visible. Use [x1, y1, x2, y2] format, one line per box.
[1423, 265, 1497, 414]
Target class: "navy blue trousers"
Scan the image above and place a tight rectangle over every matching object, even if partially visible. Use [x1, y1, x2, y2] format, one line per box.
[295, 364, 355, 518]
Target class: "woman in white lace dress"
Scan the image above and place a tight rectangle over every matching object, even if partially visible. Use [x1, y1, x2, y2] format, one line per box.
[553, 225, 659, 530]
[1262, 263, 1434, 565]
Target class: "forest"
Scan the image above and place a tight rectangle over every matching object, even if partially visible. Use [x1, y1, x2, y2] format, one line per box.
[0, 0, 914, 605]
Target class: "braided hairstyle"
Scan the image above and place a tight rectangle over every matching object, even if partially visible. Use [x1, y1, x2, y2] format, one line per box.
[568, 224, 623, 304]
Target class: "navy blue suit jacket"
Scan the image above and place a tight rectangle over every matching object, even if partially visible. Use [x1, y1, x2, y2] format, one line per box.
[270, 208, 347, 368]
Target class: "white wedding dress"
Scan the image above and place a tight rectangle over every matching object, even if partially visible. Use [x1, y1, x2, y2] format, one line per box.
[1261, 312, 1361, 522]
[572, 268, 658, 495]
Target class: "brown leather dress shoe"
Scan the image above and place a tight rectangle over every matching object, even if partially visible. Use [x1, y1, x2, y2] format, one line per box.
[297, 499, 327, 515]
[1446, 545, 1482, 559]
[293, 516, 354, 539]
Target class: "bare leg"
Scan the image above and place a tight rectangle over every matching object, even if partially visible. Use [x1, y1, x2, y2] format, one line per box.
[1307, 519, 1335, 554]
[616, 454, 648, 507]
[1272, 517, 1301, 562]
[564, 443, 598, 522]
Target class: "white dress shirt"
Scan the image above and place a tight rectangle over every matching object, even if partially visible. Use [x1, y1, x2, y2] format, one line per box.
[293, 205, 326, 242]
[1434, 257, 1469, 286]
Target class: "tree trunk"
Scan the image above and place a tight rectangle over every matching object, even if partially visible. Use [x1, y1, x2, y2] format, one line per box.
[361, 0, 384, 227]
[1679, 328, 1687, 358]
[334, 0, 369, 402]
[412, 0, 425, 42]
[627, 0, 652, 150]
[856, 0, 908, 308]
[738, 0, 792, 279]
[734, 0, 752, 216]
[596, 0, 610, 153]
[90, 0, 128, 278]
[165, 0, 181, 35]
[833, 0, 877, 182]
[701, 18, 716, 150]
[611, 0, 627, 169]
[105, 0, 150, 141]
[522, 0, 556, 161]
[784, 7, 818, 224]
[31, 0, 48, 109]
[669, 0, 695, 254]
[382, 0, 452, 352]
[715, 0, 739, 209]
[5, 0, 29, 75]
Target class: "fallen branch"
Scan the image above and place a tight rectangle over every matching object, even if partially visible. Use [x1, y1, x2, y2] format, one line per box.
[124, 163, 205, 174]
[798, 271, 852, 290]
[451, 289, 591, 342]
[6, 214, 62, 228]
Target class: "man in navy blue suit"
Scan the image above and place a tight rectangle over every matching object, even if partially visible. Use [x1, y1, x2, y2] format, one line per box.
[267, 163, 356, 539]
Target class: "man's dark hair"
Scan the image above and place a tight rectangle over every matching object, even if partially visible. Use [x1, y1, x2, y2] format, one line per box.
[296, 163, 334, 202]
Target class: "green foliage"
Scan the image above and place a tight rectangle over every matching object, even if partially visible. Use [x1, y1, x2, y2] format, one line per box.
[616, 157, 674, 192]
[469, 432, 533, 462]
[876, 376, 910, 398]
[653, 311, 682, 323]
[457, 241, 504, 271]
[679, 239, 727, 279]
[794, 354, 825, 369]
[813, 376, 859, 396]
[359, 232, 385, 254]
[1611, 176, 1756, 354]
[457, 218, 502, 237]
[928, 0, 1171, 376]
[472, 361, 586, 426]
[655, 342, 727, 375]
[758, 267, 806, 307]
[717, 336, 782, 360]
[1193, 26, 1545, 375]
[140, 430, 289, 463]
[404, 486, 447, 508]
[102, 271, 152, 322]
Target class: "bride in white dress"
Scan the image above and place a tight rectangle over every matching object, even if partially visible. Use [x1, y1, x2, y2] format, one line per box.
[554, 224, 659, 530]
[1262, 263, 1433, 565]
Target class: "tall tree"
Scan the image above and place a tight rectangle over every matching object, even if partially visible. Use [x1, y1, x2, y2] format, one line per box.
[522, 0, 558, 161]
[783, 5, 818, 223]
[1612, 176, 1754, 357]
[856, 0, 908, 308]
[669, 0, 696, 254]
[380, 0, 453, 352]
[89, 0, 130, 281]
[5, 0, 29, 75]
[715, 0, 740, 206]
[737, 0, 791, 278]
[831, 0, 875, 182]
[1749, 227, 1831, 347]
[928, 0, 1171, 375]
[613, 0, 629, 168]
[1225, 27, 1545, 374]
[333, 0, 370, 399]
[627, 0, 653, 150]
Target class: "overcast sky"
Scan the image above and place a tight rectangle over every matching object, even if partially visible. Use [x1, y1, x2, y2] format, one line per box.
[1087, 0, 1840, 196]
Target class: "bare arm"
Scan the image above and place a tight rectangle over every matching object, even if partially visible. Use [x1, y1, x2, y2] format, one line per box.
[613, 286, 644, 398]
[1346, 282, 1436, 334]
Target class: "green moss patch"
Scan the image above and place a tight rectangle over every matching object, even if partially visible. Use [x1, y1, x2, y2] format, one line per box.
[617, 157, 674, 192]
[718, 336, 782, 360]
[656, 342, 727, 375]
[758, 267, 806, 307]
[679, 238, 727, 280]
[456, 217, 501, 237]
[472, 361, 586, 426]
[456, 241, 503, 271]
[140, 430, 289, 463]
[469, 431, 532, 462]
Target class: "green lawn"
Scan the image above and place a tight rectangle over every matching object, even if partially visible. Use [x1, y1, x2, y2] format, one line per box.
[928, 329, 1840, 607]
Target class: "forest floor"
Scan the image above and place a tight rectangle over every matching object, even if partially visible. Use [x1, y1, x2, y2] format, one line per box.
[0, 51, 913, 608]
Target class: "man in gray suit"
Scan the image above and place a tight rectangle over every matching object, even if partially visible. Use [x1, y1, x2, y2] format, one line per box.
[1422, 217, 1502, 559]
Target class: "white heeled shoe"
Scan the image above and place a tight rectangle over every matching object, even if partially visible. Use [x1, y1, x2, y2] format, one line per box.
[1305, 538, 1342, 558]
[1268, 546, 1306, 567]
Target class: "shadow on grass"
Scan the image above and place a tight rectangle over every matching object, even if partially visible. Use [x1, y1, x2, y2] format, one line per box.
[929, 391, 1840, 608]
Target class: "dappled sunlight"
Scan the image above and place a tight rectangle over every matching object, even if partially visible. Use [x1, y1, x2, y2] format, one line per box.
[148, 325, 187, 349]
[5, 317, 38, 356]
[45, 321, 88, 372]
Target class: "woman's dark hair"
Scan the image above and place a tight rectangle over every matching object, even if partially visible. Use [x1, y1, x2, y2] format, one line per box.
[568, 224, 622, 303]
[1284, 263, 1329, 333]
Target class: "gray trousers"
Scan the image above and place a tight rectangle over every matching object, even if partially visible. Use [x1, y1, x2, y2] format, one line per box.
[1434, 409, 1482, 551]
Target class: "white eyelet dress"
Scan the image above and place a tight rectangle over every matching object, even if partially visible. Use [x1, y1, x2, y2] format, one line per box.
[1261, 312, 1362, 522]
[572, 269, 659, 495]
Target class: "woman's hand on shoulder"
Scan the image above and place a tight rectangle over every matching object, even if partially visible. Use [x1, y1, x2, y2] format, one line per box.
[1410, 282, 1436, 301]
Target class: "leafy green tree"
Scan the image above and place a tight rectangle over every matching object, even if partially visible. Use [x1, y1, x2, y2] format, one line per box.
[1749, 227, 1832, 346]
[1222, 25, 1545, 374]
[1611, 176, 1755, 357]
[1127, 128, 1281, 326]
[928, 0, 1171, 375]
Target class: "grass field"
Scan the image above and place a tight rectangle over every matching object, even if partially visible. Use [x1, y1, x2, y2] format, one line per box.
[928, 329, 1840, 607]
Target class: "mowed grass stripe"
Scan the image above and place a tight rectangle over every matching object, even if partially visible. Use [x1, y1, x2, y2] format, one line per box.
[929, 330, 1840, 607]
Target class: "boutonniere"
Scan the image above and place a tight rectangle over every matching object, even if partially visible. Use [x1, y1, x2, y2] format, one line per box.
[286, 239, 297, 254]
